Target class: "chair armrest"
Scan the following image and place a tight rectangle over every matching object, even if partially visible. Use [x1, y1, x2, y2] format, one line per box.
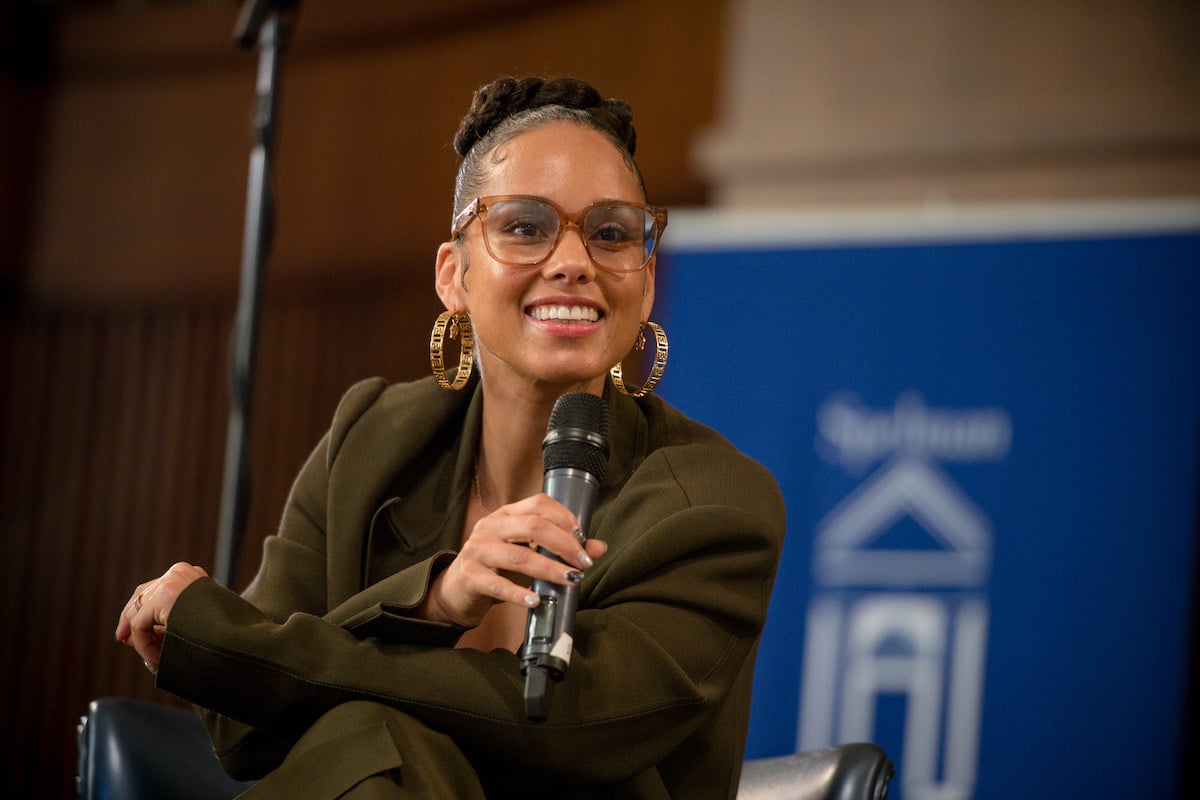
[738, 743, 895, 800]
[77, 697, 255, 800]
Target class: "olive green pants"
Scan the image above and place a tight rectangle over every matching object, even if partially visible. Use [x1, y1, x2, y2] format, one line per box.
[239, 702, 487, 799]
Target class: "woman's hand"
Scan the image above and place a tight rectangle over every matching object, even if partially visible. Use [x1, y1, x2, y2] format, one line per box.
[115, 562, 209, 674]
[421, 494, 606, 628]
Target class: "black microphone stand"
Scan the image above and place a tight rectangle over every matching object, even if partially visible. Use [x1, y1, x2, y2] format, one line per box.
[214, 0, 299, 588]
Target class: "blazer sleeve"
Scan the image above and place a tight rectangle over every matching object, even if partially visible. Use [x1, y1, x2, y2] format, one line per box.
[157, 435, 785, 787]
[164, 377, 467, 776]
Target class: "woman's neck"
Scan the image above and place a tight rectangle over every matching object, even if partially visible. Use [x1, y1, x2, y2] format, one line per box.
[475, 373, 605, 507]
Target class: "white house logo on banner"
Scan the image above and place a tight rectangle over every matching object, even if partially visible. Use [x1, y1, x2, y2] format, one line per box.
[798, 393, 1011, 800]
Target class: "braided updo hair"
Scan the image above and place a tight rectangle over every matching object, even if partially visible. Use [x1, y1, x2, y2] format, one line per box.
[451, 76, 646, 221]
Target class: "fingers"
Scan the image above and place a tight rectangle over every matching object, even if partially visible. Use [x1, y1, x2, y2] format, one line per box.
[118, 592, 162, 673]
[116, 562, 209, 674]
[429, 494, 604, 627]
[467, 498, 595, 582]
[584, 537, 608, 564]
[450, 556, 543, 612]
[115, 579, 152, 643]
[477, 493, 593, 567]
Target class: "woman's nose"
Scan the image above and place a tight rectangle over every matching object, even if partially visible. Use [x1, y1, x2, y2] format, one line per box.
[543, 223, 596, 282]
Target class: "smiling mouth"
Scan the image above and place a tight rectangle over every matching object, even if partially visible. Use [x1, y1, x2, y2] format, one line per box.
[528, 304, 602, 323]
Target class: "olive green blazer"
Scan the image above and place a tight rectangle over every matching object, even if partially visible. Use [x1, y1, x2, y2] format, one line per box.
[157, 376, 786, 798]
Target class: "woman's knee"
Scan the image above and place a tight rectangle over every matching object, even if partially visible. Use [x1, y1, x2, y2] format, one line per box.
[297, 702, 485, 799]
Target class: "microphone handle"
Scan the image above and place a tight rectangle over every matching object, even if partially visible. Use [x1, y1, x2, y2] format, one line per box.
[520, 467, 599, 720]
[522, 565, 579, 721]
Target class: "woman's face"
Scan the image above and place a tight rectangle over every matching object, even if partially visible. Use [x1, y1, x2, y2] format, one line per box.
[436, 121, 656, 398]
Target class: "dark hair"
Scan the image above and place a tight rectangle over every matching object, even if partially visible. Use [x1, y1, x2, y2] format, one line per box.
[451, 76, 645, 220]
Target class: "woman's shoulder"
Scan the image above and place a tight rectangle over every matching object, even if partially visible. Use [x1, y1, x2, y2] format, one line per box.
[333, 376, 391, 420]
[325, 376, 470, 457]
[336, 374, 447, 406]
[634, 392, 752, 463]
[626, 393, 785, 519]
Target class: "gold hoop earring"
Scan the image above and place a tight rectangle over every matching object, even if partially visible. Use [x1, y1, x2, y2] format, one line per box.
[610, 321, 668, 398]
[430, 311, 474, 390]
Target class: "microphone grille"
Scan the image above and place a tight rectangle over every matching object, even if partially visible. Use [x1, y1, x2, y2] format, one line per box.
[548, 391, 610, 438]
[543, 392, 610, 479]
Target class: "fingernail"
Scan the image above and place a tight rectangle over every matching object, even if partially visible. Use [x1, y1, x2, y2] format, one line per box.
[578, 551, 594, 569]
[572, 527, 585, 544]
[565, 570, 584, 584]
[524, 593, 540, 607]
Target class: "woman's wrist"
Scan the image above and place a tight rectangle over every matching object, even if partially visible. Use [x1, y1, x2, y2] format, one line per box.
[414, 572, 451, 624]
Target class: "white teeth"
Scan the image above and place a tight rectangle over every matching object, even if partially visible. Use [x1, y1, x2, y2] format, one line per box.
[531, 305, 599, 322]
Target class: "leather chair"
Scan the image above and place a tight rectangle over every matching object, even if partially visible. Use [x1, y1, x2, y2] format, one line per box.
[737, 744, 894, 800]
[77, 698, 254, 800]
[77, 697, 893, 800]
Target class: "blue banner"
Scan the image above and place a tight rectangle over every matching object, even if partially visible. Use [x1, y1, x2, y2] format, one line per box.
[657, 206, 1200, 800]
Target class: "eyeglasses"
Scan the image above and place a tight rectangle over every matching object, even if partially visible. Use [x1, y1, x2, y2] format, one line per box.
[451, 195, 668, 273]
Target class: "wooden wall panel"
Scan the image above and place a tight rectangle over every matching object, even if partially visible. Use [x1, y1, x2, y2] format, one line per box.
[26, 0, 725, 304]
[0, 283, 441, 797]
[1, 303, 229, 796]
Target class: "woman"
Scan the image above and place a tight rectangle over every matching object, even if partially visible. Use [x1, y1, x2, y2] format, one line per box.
[116, 76, 786, 799]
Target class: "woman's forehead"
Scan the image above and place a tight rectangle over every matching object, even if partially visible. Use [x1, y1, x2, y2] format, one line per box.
[483, 122, 643, 201]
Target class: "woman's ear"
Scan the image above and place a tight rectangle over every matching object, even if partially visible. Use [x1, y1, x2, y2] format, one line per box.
[640, 256, 657, 322]
[435, 240, 467, 312]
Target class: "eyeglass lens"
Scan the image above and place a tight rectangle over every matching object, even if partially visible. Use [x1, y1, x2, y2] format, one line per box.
[483, 198, 658, 271]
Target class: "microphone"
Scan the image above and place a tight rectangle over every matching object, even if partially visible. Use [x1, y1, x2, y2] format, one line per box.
[520, 391, 610, 721]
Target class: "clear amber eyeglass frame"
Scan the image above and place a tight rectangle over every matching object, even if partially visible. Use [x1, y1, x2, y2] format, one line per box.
[451, 194, 668, 273]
